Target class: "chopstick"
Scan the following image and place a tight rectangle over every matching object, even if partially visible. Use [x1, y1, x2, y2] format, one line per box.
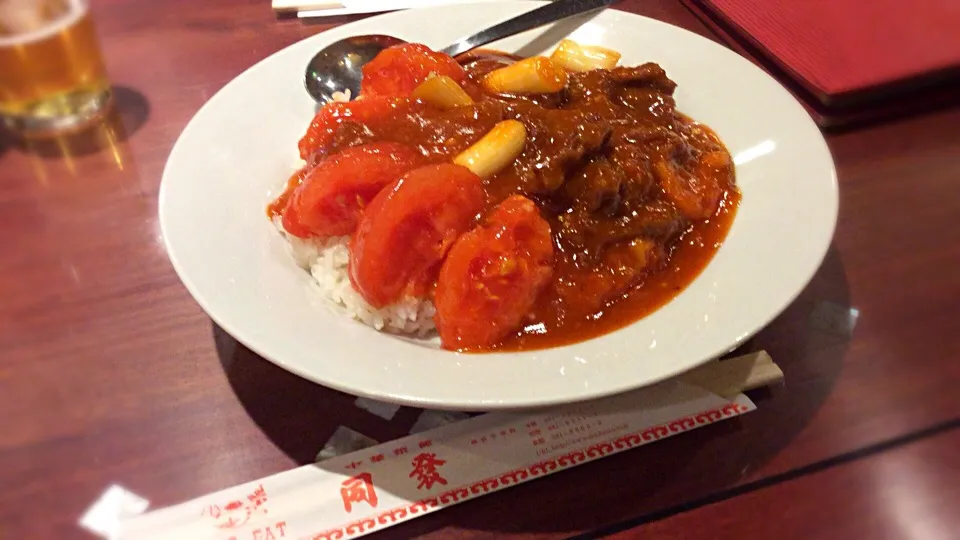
[272, 0, 343, 14]
[274, 0, 502, 18]
[679, 350, 783, 398]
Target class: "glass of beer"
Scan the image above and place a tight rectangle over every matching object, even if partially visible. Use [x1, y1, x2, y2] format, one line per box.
[0, 0, 111, 136]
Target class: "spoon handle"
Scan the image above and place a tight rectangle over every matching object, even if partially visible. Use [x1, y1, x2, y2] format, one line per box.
[440, 0, 618, 57]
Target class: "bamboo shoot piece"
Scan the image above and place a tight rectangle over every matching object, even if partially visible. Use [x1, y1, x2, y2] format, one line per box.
[550, 39, 622, 71]
[453, 120, 527, 179]
[411, 75, 474, 109]
[482, 57, 568, 94]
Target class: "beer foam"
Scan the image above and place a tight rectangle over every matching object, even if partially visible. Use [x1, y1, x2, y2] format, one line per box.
[0, 0, 85, 47]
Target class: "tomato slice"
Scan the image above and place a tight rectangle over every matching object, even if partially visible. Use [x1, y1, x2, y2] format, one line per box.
[360, 43, 467, 98]
[434, 195, 554, 350]
[281, 143, 423, 239]
[349, 164, 484, 308]
[298, 96, 413, 161]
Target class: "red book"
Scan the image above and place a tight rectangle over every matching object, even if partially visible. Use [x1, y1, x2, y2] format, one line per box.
[683, 0, 960, 127]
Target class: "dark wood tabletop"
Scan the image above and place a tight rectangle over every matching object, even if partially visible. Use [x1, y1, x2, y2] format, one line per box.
[2, 1, 959, 538]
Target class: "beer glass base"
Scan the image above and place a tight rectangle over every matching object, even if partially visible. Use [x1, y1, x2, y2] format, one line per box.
[2, 87, 113, 138]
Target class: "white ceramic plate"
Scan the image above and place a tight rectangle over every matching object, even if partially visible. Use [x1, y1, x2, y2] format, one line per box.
[160, 2, 837, 410]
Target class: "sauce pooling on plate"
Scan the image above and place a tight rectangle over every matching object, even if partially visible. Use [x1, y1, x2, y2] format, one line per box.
[270, 42, 739, 352]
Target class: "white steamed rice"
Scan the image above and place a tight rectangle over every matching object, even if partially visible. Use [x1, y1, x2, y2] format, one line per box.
[273, 217, 437, 336]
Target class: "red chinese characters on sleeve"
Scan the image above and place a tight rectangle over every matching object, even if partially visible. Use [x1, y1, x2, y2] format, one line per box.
[202, 484, 269, 529]
[248, 484, 268, 512]
[409, 453, 447, 490]
[340, 473, 379, 513]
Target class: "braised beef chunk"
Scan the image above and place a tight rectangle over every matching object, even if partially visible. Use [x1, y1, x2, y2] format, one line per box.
[563, 156, 624, 214]
[608, 200, 686, 242]
[508, 105, 612, 193]
[564, 70, 618, 111]
[564, 67, 677, 124]
[554, 198, 685, 263]
[608, 144, 656, 201]
[608, 124, 682, 147]
[610, 63, 678, 93]
[616, 87, 677, 119]
[325, 99, 507, 159]
[495, 91, 566, 109]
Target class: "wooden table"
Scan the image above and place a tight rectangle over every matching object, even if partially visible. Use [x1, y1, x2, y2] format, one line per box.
[2, 1, 959, 538]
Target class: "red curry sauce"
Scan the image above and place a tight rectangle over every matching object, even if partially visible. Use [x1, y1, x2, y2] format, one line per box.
[273, 49, 739, 352]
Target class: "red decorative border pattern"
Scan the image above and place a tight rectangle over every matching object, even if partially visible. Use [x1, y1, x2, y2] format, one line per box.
[311, 402, 751, 540]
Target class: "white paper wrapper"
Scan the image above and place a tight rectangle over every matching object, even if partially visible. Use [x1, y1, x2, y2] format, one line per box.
[121, 380, 754, 539]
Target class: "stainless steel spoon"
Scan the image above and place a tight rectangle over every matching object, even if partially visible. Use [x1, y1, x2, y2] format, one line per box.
[305, 0, 617, 104]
